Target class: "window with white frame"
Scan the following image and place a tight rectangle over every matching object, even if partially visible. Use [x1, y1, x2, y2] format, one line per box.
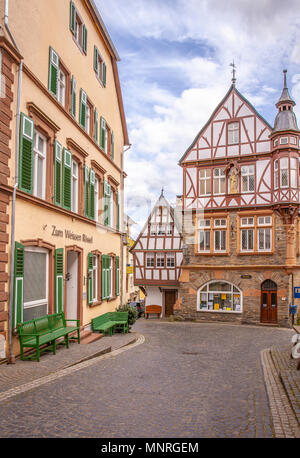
[110, 189, 114, 228]
[280, 157, 289, 188]
[86, 103, 91, 135]
[291, 157, 297, 188]
[23, 247, 48, 321]
[94, 178, 99, 222]
[199, 169, 211, 196]
[33, 131, 47, 199]
[274, 159, 278, 189]
[58, 69, 66, 106]
[228, 122, 239, 145]
[198, 219, 211, 252]
[71, 160, 78, 213]
[156, 253, 165, 268]
[150, 224, 157, 236]
[146, 253, 154, 267]
[240, 215, 254, 252]
[280, 137, 288, 145]
[213, 168, 226, 194]
[241, 165, 255, 192]
[213, 219, 227, 252]
[258, 228, 272, 251]
[92, 255, 98, 302]
[166, 253, 175, 268]
[198, 281, 242, 312]
[109, 257, 113, 298]
[158, 225, 166, 235]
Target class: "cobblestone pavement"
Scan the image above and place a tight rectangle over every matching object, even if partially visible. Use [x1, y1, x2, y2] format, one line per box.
[0, 320, 295, 438]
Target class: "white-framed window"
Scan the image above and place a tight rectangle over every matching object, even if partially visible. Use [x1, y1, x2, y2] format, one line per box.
[274, 159, 278, 189]
[166, 225, 172, 235]
[241, 229, 254, 251]
[166, 253, 175, 268]
[23, 247, 49, 321]
[33, 131, 47, 199]
[274, 139, 278, 147]
[198, 281, 242, 313]
[241, 165, 255, 192]
[290, 136, 297, 145]
[109, 257, 113, 298]
[71, 160, 78, 213]
[257, 216, 272, 226]
[213, 218, 227, 252]
[146, 253, 154, 268]
[158, 225, 166, 235]
[86, 103, 91, 135]
[156, 253, 165, 268]
[150, 224, 157, 236]
[92, 255, 98, 302]
[198, 219, 211, 252]
[258, 228, 272, 251]
[280, 137, 288, 145]
[240, 217, 254, 226]
[228, 122, 239, 145]
[280, 157, 289, 188]
[58, 69, 66, 106]
[199, 169, 211, 196]
[94, 177, 99, 222]
[291, 157, 297, 188]
[110, 189, 114, 228]
[213, 168, 226, 194]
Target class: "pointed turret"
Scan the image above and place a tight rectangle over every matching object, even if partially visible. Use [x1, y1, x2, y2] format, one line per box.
[273, 69, 299, 133]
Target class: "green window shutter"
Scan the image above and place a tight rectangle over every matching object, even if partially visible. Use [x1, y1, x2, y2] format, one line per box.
[19, 113, 34, 194]
[94, 108, 98, 142]
[100, 116, 106, 151]
[103, 180, 111, 226]
[69, 1, 75, 34]
[116, 256, 120, 296]
[79, 89, 87, 129]
[54, 141, 62, 206]
[87, 252, 93, 305]
[71, 76, 76, 118]
[101, 255, 107, 300]
[84, 165, 89, 217]
[13, 242, 24, 327]
[48, 47, 59, 97]
[62, 148, 72, 210]
[111, 132, 114, 160]
[94, 46, 99, 73]
[54, 248, 64, 313]
[89, 169, 95, 220]
[116, 191, 120, 231]
[102, 62, 107, 86]
[83, 24, 88, 54]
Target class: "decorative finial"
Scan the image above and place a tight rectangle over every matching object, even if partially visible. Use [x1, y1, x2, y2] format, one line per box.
[160, 186, 164, 197]
[230, 60, 236, 86]
[283, 69, 287, 89]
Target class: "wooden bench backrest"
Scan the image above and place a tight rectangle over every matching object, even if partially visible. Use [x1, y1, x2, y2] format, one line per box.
[18, 312, 66, 338]
[110, 312, 128, 322]
[91, 312, 111, 329]
[146, 305, 162, 313]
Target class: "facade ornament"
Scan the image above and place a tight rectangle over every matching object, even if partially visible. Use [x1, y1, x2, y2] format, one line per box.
[229, 167, 238, 194]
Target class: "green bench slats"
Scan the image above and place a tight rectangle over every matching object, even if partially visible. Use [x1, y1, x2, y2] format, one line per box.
[91, 312, 128, 336]
[17, 312, 80, 362]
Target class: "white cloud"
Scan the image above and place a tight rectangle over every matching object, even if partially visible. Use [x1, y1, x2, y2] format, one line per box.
[96, 0, 300, 237]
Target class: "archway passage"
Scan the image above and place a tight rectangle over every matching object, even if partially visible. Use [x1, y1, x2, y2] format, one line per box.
[261, 280, 277, 324]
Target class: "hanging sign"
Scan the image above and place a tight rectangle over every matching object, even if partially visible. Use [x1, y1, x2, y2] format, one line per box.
[294, 287, 300, 298]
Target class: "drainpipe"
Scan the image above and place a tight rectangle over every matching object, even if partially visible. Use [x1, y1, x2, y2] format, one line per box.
[120, 144, 131, 306]
[5, 0, 22, 363]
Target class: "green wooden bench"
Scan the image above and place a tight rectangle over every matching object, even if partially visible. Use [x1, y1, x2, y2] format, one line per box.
[91, 312, 128, 336]
[17, 312, 80, 362]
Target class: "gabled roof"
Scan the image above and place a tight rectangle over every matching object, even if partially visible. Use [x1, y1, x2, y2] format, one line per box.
[130, 193, 181, 252]
[179, 84, 273, 165]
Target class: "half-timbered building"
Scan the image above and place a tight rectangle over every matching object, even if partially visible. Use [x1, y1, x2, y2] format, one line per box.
[175, 70, 300, 327]
[131, 191, 183, 317]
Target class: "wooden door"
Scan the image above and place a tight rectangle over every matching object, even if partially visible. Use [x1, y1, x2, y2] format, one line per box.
[165, 291, 176, 317]
[261, 290, 277, 323]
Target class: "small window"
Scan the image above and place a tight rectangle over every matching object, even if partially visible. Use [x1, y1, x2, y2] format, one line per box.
[214, 218, 227, 228]
[71, 160, 78, 213]
[156, 253, 165, 268]
[198, 219, 211, 228]
[274, 139, 278, 147]
[257, 216, 272, 226]
[280, 137, 288, 145]
[199, 169, 211, 196]
[228, 122, 239, 145]
[166, 253, 175, 268]
[146, 253, 154, 267]
[240, 217, 254, 226]
[33, 131, 47, 199]
[58, 69, 66, 106]
[290, 137, 297, 145]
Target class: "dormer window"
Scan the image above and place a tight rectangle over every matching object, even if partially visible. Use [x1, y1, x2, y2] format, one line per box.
[228, 122, 239, 145]
[280, 137, 288, 145]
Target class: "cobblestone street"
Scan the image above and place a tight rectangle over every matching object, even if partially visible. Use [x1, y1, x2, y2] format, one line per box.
[0, 320, 296, 438]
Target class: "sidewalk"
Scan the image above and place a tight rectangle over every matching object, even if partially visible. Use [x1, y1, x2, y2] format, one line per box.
[0, 331, 138, 394]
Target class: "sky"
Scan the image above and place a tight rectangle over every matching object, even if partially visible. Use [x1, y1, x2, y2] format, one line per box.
[95, 0, 300, 238]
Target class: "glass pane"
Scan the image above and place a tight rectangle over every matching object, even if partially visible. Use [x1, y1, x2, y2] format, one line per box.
[271, 293, 277, 307]
[36, 156, 44, 198]
[208, 282, 231, 292]
[23, 303, 48, 322]
[24, 251, 47, 303]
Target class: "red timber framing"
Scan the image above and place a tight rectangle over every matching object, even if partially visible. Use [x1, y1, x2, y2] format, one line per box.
[131, 193, 183, 287]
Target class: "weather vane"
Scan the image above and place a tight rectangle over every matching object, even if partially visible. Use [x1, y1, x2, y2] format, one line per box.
[230, 60, 236, 86]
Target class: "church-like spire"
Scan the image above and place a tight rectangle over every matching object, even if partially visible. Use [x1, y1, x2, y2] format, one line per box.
[273, 69, 299, 133]
[230, 60, 236, 87]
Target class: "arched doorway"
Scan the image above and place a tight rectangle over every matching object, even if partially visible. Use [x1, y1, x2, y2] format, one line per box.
[261, 280, 277, 324]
